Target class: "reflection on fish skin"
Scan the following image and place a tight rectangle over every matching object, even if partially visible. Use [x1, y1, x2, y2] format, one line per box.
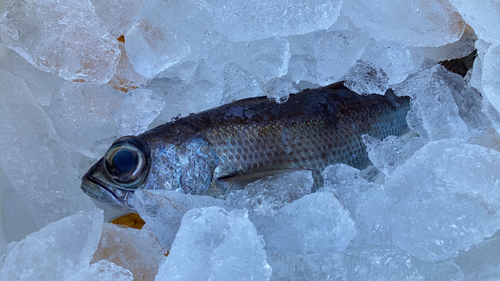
[81, 81, 411, 211]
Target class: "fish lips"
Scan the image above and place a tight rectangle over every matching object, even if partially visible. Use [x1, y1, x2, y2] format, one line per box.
[80, 159, 134, 211]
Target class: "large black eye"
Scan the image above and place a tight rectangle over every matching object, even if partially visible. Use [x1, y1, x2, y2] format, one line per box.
[103, 136, 150, 189]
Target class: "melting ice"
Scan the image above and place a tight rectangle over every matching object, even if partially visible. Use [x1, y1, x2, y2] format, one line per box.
[2, 0, 500, 280]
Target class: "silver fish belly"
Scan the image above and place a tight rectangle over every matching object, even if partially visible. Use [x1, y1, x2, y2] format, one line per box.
[81, 82, 410, 211]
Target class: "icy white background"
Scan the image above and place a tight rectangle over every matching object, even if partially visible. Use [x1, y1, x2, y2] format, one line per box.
[1, 0, 500, 280]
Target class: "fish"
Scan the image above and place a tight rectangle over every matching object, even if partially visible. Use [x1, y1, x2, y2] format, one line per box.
[81, 82, 410, 211]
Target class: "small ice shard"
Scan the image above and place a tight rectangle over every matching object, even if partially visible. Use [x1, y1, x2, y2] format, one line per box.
[210, 0, 342, 42]
[448, 0, 500, 43]
[320, 164, 392, 245]
[0, 209, 103, 280]
[125, 17, 190, 79]
[92, 223, 166, 280]
[225, 170, 313, 216]
[155, 207, 271, 281]
[344, 60, 389, 95]
[257, 192, 356, 253]
[362, 134, 426, 175]
[266, 251, 346, 281]
[46, 82, 124, 158]
[342, 0, 465, 47]
[361, 39, 414, 85]
[395, 65, 470, 141]
[314, 29, 370, 85]
[90, 0, 148, 37]
[133, 190, 227, 250]
[68, 260, 133, 281]
[384, 139, 500, 262]
[262, 75, 300, 104]
[221, 63, 264, 104]
[469, 39, 490, 92]
[0, 0, 120, 83]
[0, 70, 95, 228]
[111, 88, 165, 136]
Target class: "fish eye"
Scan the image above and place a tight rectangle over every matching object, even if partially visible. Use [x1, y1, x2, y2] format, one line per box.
[103, 136, 150, 189]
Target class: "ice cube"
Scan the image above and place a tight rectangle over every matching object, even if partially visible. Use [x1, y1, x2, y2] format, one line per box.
[111, 88, 165, 136]
[421, 26, 477, 62]
[361, 39, 415, 84]
[225, 170, 313, 216]
[46, 81, 124, 158]
[342, 0, 465, 47]
[210, 0, 342, 42]
[107, 41, 148, 93]
[0, 70, 95, 228]
[0, 209, 103, 280]
[257, 192, 356, 253]
[395, 65, 470, 141]
[68, 260, 133, 281]
[362, 134, 426, 175]
[155, 207, 271, 281]
[384, 139, 500, 262]
[320, 164, 392, 245]
[124, 17, 190, 79]
[90, 0, 148, 37]
[0, 0, 120, 83]
[481, 43, 500, 119]
[92, 223, 166, 280]
[266, 251, 345, 281]
[314, 29, 370, 85]
[448, 0, 500, 43]
[261, 75, 300, 104]
[221, 63, 264, 104]
[133, 190, 227, 250]
[287, 54, 319, 84]
[344, 60, 389, 95]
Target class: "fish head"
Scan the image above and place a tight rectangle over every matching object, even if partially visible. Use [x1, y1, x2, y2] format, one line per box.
[81, 135, 151, 211]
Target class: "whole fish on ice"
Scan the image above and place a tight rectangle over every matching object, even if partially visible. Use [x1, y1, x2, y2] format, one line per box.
[81, 82, 410, 211]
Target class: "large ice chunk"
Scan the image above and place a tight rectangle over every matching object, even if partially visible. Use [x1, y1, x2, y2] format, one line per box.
[111, 88, 165, 136]
[0, 0, 120, 83]
[68, 260, 133, 281]
[361, 39, 414, 84]
[155, 207, 271, 281]
[210, 0, 342, 42]
[395, 65, 470, 141]
[384, 139, 500, 262]
[92, 223, 166, 280]
[46, 82, 124, 158]
[342, 0, 465, 47]
[362, 134, 426, 175]
[125, 17, 190, 79]
[314, 29, 370, 85]
[134, 190, 227, 250]
[225, 170, 313, 216]
[0, 70, 95, 228]
[256, 192, 356, 253]
[421, 26, 477, 62]
[320, 164, 392, 245]
[0, 209, 103, 280]
[448, 0, 500, 43]
[91, 0, 148, 37]
[344, 60, 389, 95]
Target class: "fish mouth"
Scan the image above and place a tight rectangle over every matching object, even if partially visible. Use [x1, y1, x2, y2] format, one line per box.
[81, 173, 129, 210]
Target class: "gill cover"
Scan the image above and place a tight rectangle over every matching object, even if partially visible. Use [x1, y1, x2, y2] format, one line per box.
[103, 136, 150, 189]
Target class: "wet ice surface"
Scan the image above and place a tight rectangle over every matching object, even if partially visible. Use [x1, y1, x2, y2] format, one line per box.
[2, 0, 500, 280]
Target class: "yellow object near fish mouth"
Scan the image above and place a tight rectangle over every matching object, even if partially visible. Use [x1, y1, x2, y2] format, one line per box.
[111, 213, 145, 229]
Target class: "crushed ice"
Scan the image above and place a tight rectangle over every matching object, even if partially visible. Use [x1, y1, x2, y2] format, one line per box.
[2, 0, 500, 280]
